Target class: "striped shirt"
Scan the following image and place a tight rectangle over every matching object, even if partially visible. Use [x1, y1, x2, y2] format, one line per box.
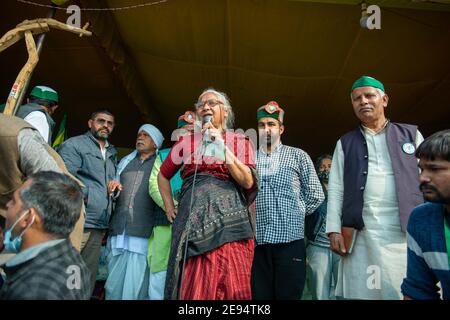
[255, 143, 324, 244]
[401, 202, 450, 300]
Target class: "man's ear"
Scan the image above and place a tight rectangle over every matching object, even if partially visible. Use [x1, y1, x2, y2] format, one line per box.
[28, 208, 42, 230]
[279, 124, 285, 135]
[88, 119, 93, 129]
[383, 94, 389, 108]
[18, 209, 33, 228]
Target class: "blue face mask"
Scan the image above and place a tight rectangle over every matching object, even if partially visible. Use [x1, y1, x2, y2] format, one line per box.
[3, 210, 34, 253]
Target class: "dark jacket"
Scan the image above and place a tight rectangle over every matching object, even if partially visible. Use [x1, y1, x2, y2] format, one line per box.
[109, 155, 167, 238]
[16, 102, 55, 144]
[340, 122, 423, 232]
[0, 240, 91, 300]
[58, 131, 117, 229]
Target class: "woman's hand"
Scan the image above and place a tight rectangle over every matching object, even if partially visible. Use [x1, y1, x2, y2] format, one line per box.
[202, 122, 224, 142]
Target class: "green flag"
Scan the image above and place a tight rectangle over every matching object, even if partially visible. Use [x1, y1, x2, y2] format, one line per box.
[52, 114, 67, 150]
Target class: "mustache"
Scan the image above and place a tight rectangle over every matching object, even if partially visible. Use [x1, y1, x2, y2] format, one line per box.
[420, 183, 437, 192]
[97, 127, 110, 133]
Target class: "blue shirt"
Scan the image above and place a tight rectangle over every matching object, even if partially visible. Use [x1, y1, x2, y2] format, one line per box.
[255, 143, 324, 244]
[401, 202, 450, 300]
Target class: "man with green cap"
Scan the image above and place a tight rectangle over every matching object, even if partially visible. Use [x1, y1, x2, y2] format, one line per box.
[16, 85, 59, 144]
[251, 101, 324, 300]
[326, 76, 424, 299]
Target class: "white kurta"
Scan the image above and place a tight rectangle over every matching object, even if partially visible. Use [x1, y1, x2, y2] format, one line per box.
[326, 126, 423, 300]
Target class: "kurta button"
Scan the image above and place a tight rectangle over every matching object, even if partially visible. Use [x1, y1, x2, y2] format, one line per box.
[360, 186, 365, 191]
[364, 155, 368, 159]
[363, 171, 367, 175]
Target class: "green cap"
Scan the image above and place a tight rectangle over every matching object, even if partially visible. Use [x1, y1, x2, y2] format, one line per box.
[30, 86, 58, 103]
[351, 76, 385, 93]
[257, 101, 284, 124]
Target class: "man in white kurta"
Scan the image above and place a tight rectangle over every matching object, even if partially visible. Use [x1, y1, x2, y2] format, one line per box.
[326, 76, 423, 300]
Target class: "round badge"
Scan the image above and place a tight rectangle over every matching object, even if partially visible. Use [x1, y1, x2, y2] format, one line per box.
[268, 105, 276, 112]
[402, 142, 415, 155]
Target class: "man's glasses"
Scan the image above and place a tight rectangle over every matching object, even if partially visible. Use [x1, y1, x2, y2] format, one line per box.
[195, 99, 223, 110]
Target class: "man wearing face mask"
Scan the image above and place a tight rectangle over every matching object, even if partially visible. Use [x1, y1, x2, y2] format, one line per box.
[105, 124, 165, 300]
[0, 114, 85, 254]
[0, 171, 91, 300]
[58, 109, 118, 295]
[305, 154, 341, 300]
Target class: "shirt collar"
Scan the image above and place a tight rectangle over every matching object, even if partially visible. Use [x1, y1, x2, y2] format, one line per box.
[361, 119, 389, 135]
[86, 131, 110, 149]
[3, 239, 65, 268]
[259, 142, 283, 156]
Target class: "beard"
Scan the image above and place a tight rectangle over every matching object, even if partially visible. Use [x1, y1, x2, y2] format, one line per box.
[92, 128, 110, 140]
[420, 183, 449, 204]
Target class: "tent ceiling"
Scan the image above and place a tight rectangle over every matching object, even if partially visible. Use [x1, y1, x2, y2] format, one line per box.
[1, 0, 449, 158]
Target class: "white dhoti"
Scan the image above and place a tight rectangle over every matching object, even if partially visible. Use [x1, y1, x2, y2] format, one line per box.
[104, 234, 149, 300]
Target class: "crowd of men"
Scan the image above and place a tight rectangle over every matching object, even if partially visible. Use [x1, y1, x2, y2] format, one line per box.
[0, 75, 449, 300]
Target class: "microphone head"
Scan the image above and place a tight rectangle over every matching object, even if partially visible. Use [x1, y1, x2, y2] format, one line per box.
[203, 115, 212, 125]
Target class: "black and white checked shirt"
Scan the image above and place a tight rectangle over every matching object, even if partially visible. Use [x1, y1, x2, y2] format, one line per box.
[255, 143, 324, 244]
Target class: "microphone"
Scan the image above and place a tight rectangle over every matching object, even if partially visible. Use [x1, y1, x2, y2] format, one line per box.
[202, 115, 213, 142]
[203, 115, 212, 125]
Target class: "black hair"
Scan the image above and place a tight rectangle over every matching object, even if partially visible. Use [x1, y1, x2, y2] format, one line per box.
[20, 171, 83, 238]
[315, 154, 333, 172]
[90, 109, 114, 120]
[29, 97, 57, 108]
[415, 129, 450, 161]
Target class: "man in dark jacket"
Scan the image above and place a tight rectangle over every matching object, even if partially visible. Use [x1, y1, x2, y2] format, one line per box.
[326, 76, 424, 299]
[58, 109, 117, 294]
[104, 124, 165, 300]
[16, 85, 59, 144]
[0, 171, 91, 300]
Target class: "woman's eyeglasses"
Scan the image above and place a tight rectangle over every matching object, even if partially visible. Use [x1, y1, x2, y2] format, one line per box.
[195, 99, 223, 110]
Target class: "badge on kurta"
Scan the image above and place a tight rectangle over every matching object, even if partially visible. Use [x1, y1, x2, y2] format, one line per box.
[402, 142, 415, 155]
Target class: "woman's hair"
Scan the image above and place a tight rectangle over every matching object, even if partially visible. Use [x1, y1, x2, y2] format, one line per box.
[198, 88, 235, 129]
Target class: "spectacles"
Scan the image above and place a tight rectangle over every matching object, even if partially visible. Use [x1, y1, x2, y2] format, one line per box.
[257, 103, 285, 123]
[95, 118, 115, 127]
[195, 99, 223, 110]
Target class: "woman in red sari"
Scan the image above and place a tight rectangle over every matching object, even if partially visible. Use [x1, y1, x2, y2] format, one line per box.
[158, 88, 258, 300]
